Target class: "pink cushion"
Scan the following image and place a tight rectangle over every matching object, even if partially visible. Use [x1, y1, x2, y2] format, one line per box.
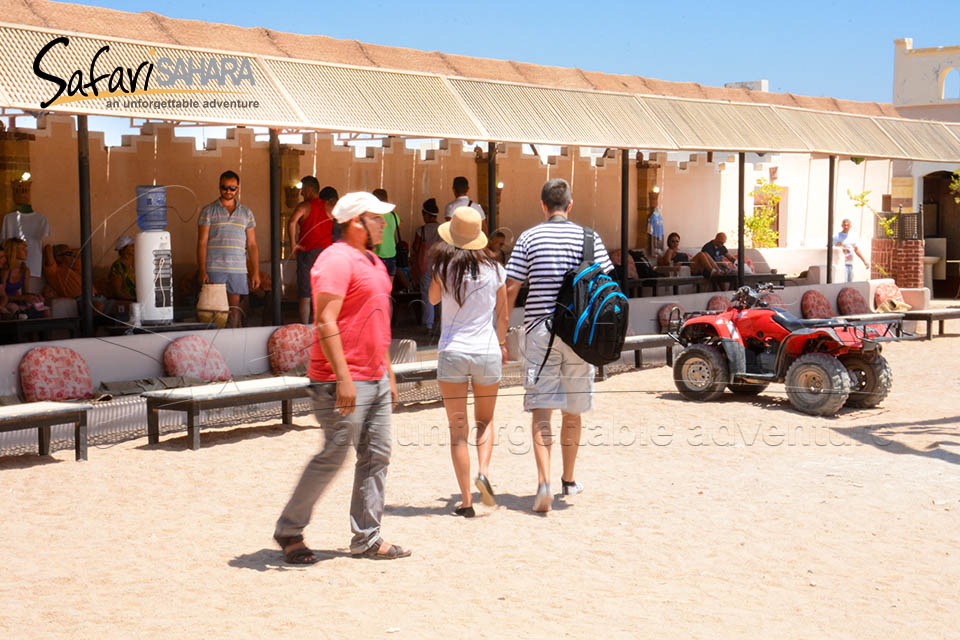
[19, 346, 94, 402]
[764, 293, 785, 307]
[706, 295, 730, 311]
[837, 287, 870, 315]
[874, 282, 905, 307]
[801, 290, 833, 319]
[268, 324, 315, 374]
[163, 336, 231, 381]
[658, 303, 684, 332]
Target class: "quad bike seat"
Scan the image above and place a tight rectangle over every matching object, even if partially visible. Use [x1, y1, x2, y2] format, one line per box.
[771, 309, 833, 332]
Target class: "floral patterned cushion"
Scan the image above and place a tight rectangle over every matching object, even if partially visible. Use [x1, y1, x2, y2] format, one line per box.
[837, 287, 871, 315]
[163, 336, 231, 381]
[19, 346, 94, 402]
[706, 296, 730, 311]
[801, 290, 833, 319]
[658, 303, 684, 332]
[268, 324, 316, 374]
[764, 293, 785, 307]
[874, 282, 905, 308]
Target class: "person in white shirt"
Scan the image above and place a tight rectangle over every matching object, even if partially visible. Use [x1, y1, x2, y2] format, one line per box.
[444, 176, 485, 220]
[833, 219, 869, 282]
[428, 206, 508, 517]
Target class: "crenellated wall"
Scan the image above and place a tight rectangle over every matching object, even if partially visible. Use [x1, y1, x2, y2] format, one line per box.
[9, 116, 639, 275]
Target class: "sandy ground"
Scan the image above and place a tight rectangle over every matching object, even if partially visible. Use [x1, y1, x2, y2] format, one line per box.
[1, 335, 959, 639]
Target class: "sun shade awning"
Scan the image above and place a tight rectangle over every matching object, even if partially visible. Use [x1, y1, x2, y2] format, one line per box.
[2, 22, 960, 163]
[449, 78, 677, 149]
[769, 107, 910, 159]
[637, 96, 809, 153]
[262, 58, 485, 139]
[0, 24, 303, 127]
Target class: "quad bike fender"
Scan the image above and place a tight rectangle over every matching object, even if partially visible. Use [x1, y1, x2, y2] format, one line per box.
[679, 315, 737, 344]
[718, 338, 745, 381]
[775, 328, 845, 376]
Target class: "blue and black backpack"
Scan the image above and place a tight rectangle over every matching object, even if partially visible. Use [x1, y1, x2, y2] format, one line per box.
[536, 227, 629, 379]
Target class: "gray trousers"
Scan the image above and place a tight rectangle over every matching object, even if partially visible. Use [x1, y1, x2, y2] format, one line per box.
[275, 373, 393, 554]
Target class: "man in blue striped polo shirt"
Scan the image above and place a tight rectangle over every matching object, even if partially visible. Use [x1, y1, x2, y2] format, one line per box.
[197, 170, 260, 328]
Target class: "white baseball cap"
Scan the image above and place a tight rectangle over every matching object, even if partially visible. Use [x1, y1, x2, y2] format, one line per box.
[115, 235, 134, 252]
[330, 191, 395, 223]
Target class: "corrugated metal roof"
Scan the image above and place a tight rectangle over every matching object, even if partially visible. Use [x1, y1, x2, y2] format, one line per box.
[771, 106, 908, 158]
[637, 96, 809, 152]
[0, 24, 302, 126]
[263, 58, 485, 139]
[873, 117, 960, 163]
[450, 78, 677, 149]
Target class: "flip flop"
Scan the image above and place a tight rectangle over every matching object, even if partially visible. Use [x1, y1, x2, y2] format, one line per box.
[475, 473, 496, 507]
[274, 534, 319, 565]
[352, 542, 412, 560]
[454, 505, 475, 518]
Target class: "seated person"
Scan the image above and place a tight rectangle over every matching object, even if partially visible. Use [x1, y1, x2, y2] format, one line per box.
[688, 232, 738, 277]
[0, 245, 9, 319]
[657, 232, 691, 267]
[487, 230, 508, 265]
[43, 244, 81, 299]
[1, 237, 48, 318]
[109, 235, 137, 302]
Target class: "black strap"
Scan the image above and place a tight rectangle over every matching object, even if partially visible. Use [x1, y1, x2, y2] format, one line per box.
[534, 320, 557, 384]
[581, 226, 595, 267]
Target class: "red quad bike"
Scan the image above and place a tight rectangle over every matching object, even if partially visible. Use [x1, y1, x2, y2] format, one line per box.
[668, 284, 904, 416]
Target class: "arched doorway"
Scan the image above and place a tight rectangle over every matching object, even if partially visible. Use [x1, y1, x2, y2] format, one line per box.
[922, 170, 960, 297]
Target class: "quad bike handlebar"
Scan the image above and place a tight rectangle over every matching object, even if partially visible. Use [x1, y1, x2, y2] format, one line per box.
[731, 283, 784, 309]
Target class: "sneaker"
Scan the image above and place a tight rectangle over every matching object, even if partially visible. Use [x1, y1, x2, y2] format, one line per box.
[475, 473, 496, 507]
[533, 482, 552, 513]
[561, 480, 584, 496]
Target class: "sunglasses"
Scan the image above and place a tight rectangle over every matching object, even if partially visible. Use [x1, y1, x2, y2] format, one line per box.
[220, 185, 238, 192]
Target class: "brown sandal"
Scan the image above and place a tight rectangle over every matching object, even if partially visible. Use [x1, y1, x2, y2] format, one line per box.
[274, 534, 319, 565]
[351, 541, 412, 560]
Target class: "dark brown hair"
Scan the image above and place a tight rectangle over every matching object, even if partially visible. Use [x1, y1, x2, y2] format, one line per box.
[430, 241, 498, 306]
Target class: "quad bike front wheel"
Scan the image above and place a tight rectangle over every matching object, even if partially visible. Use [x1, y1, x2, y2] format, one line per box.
[674, 344, 729, 402]
[842, 354, 892, 408]
[784, 353, 850, 416]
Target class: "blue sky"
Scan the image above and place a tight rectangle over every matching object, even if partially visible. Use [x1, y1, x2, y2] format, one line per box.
[68, 0, 960, 103]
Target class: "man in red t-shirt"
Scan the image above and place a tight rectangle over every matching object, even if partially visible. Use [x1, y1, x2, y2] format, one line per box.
[288, 177, 336, 324]
[275, 191, 411, 563]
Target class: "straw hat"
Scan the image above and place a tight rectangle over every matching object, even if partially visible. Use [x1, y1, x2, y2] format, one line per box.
[438, 206, 487, 250]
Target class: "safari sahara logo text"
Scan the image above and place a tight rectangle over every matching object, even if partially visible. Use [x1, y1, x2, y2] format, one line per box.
[33, 37, 257, 109]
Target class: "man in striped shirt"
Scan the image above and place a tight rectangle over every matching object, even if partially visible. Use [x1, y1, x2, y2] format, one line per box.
[505, 178, 614, 512]
[197, 170, 260, 328]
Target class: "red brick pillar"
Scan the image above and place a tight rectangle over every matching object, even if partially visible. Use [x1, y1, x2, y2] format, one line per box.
[871, 238, 895, 279]
[892, 239, 924, 288]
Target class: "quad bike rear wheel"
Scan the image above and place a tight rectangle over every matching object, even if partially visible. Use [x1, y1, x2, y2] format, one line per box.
[784, 353, 850, 416]
[842, 354, 892, 408]
[674, 344, 729, 401]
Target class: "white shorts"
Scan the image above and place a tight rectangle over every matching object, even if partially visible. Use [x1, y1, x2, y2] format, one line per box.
[437, 350, 502, 385]
[521, 321, 594, 414]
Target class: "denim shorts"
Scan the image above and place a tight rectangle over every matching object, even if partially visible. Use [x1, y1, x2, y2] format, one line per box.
[207, 270, 248, 295]
[437, 350, 502, 385]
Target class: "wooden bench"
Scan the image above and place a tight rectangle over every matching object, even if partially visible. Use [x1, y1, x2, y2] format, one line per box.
[392, 359, 439, 382]
[902, 308, 960, 340]
[597, 334, 676, 379]
[143, 377, 313, 450]
[0, 401, 91, 460]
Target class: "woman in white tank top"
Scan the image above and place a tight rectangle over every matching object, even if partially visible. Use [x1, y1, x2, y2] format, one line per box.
[429, 207, 508, 517]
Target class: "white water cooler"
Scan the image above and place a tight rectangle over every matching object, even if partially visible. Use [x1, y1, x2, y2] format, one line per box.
[135, 230, 174, 324]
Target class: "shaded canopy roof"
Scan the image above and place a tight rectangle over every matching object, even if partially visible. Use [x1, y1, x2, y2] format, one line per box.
[2, 0, 960, 161]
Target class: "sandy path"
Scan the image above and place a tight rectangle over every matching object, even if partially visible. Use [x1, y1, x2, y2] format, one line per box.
[1, 337, 958, 638]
